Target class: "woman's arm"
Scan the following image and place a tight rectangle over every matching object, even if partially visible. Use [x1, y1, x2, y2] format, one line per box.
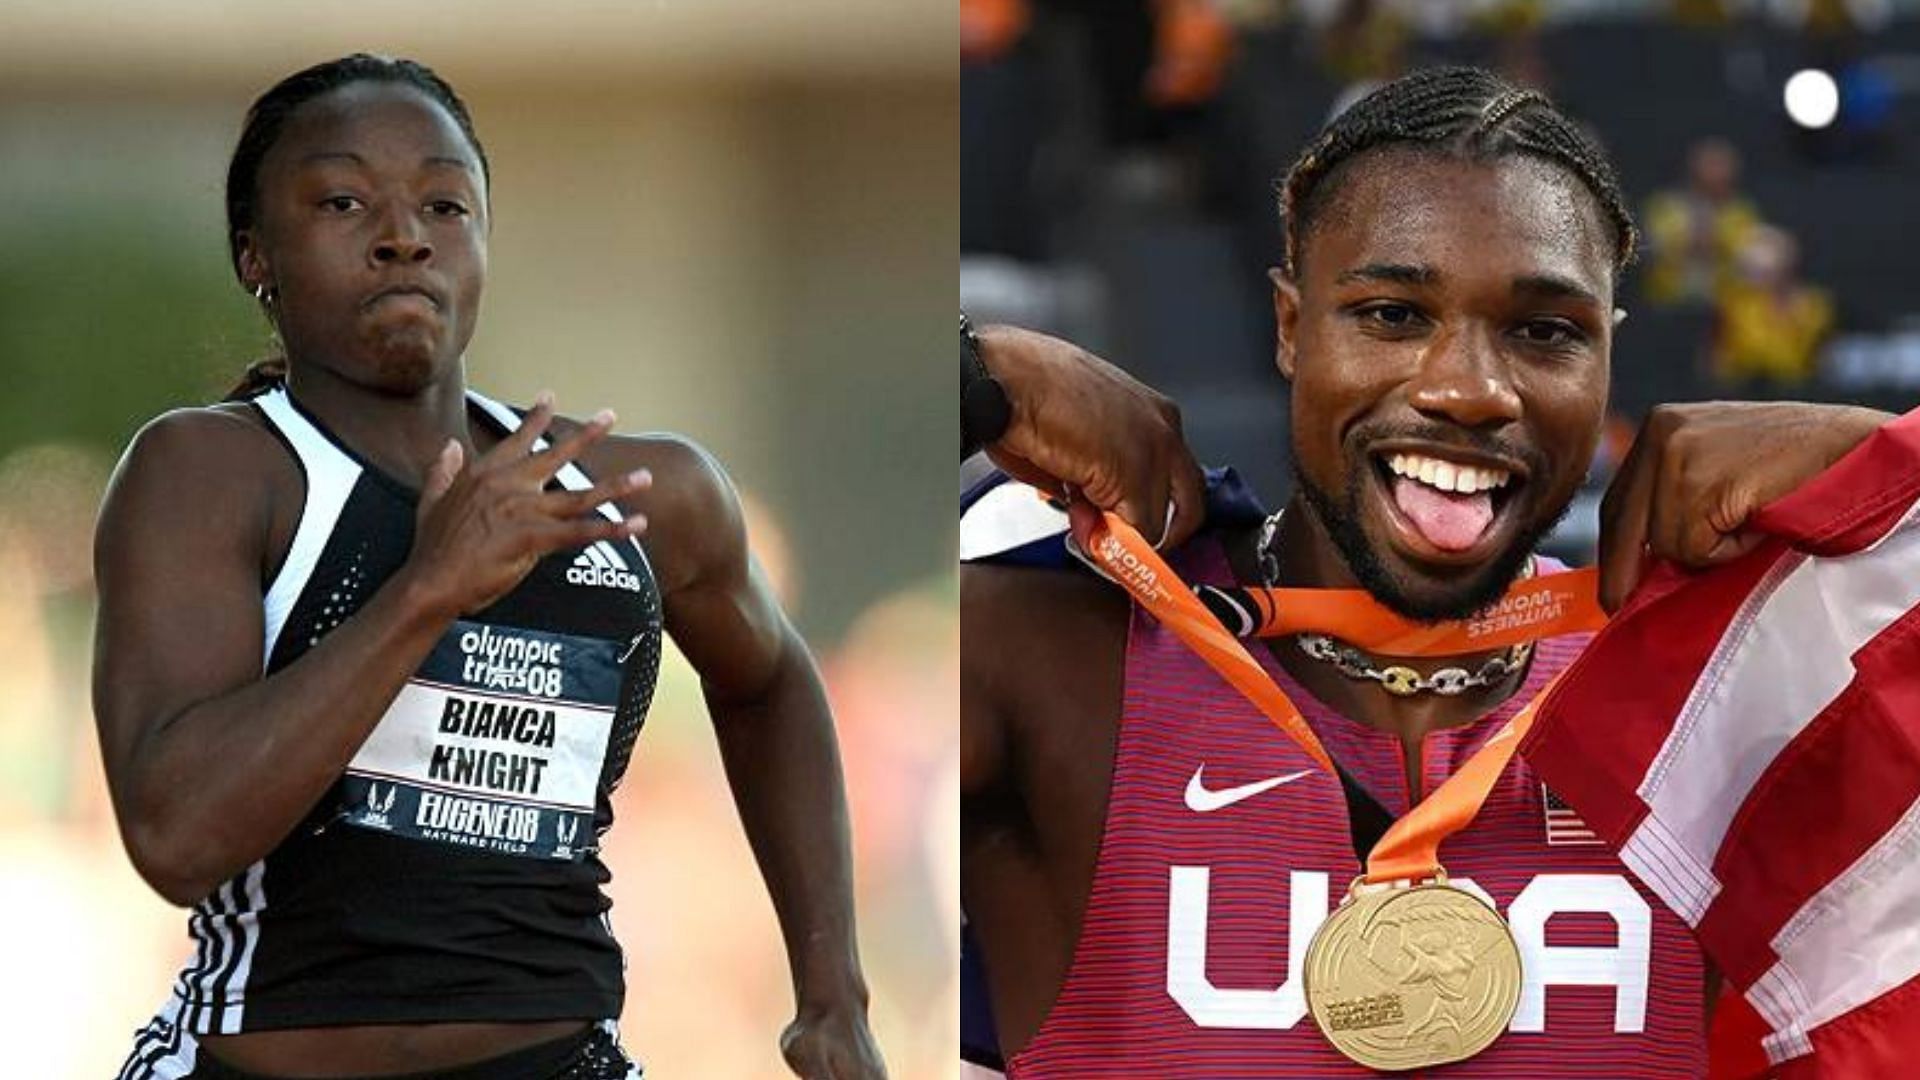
[639, 436, 885, 1080]
[93, 400, 643, 906]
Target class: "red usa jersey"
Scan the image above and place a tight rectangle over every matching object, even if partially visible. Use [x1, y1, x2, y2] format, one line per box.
[1010, 536, 1707, 1078]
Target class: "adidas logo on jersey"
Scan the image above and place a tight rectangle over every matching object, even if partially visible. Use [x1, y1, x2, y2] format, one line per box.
[567, 543, 643, 593]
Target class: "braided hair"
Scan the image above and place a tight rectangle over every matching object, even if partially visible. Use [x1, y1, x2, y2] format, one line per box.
[221, 54, 489, 400]
[1280, 66, 1636, 280]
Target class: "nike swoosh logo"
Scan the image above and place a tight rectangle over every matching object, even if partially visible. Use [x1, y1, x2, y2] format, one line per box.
[1184, 766, 1315, 813]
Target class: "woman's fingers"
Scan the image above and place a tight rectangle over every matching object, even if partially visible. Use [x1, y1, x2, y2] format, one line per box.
[528, 513, 648, 555]
[518, 406, 617, 484]
[417, 439, 465, 518]
[537, 467, 652, 520]
[488, 390, 557, 464]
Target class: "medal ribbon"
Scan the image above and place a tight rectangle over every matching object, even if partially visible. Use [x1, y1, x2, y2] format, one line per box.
[1195, 574, 1606, 650]
[1070, 505, 1594, 885]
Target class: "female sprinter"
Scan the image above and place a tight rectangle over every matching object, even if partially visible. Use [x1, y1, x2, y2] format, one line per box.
[97, 55, 883, 1080]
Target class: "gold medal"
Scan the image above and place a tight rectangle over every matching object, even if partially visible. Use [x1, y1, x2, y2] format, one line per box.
[1075, 512, 1570, 1071]
[1304, 873, 1523, 1071]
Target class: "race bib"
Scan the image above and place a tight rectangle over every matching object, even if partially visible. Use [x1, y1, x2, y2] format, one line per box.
[338, 619, 624, 860]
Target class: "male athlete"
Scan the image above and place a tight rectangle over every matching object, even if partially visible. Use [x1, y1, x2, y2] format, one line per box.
[960, 66, 1890, 1076]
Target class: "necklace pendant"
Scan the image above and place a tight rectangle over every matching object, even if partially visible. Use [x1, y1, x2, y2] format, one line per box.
[1378, 666, 1422, 696]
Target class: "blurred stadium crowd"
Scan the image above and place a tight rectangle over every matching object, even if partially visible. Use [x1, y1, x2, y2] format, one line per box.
[962, 0, 1920, 561]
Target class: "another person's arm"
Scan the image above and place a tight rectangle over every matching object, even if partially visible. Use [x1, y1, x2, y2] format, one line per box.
[634, 436, 884, 1080]
[963, 316, 1205, 548]
[93, 400, 643, 906]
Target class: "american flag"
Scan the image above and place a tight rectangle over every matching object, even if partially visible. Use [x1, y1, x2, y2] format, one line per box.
[1522, 408, 1920, 1078]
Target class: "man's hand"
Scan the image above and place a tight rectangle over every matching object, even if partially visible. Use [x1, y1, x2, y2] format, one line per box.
[1597, 401, 1891, 611]
[976, 324, 1205, 548]
[779, 1007, 887, 1080]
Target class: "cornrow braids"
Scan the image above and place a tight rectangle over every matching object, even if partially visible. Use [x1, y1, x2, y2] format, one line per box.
[1279, 66, 1637, 280]
[221, 54, 489, 402]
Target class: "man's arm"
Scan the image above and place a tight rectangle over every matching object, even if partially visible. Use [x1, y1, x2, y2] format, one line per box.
[964, 319, 1206, 548]
[960, 590, 1009, 810]
[1598, 401, 1894, 610]
[639, 436, 884, 1080]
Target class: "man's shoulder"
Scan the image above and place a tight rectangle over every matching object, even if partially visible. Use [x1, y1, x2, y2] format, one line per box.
[962, 557, 1119, 621]
[960, 512, 1126, 688]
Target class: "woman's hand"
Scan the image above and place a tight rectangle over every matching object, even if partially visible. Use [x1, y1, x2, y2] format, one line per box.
[404, 394, 651, 615]
[780, 1007, 888, 1080]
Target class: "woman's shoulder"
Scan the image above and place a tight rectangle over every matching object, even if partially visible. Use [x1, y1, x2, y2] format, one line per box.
[543, 418, 741, 590]
[99, 402, 302, 570]
[547, 418, 733, 515]
[601, 431, 740, 555]
[124, 401, 281, 464]
[115, 401, 299, 502]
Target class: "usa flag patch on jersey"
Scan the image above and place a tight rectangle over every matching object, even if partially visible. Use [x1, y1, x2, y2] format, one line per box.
[1542, 783, 1604, 846]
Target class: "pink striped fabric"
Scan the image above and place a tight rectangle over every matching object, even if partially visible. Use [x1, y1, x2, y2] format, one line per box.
[1010, 537, 1707, 1077]
[1522, 408, 1920, 1077]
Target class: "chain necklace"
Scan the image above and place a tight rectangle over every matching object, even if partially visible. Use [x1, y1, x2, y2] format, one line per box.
[1256, 510, 1533, 698]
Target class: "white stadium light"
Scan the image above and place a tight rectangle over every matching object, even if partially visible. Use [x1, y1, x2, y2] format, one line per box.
[1784, 68, 1840, 130]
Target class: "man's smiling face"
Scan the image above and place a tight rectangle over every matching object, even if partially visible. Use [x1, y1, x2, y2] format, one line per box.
[1276, 148, 1615, 620]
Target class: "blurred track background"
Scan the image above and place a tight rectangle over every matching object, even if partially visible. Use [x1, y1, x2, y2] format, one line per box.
[0, 2, 956, 1075]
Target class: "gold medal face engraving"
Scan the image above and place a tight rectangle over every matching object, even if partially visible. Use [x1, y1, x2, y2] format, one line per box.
[1304, 880, 1523, 1071]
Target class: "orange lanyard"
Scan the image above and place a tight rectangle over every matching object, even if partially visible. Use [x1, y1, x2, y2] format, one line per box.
[1072, 507, 1599, 884]
[1197, 574, 1606, 651]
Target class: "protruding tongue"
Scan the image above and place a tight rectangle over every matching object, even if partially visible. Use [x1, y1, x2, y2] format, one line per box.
[1393, 475, 1494, 552]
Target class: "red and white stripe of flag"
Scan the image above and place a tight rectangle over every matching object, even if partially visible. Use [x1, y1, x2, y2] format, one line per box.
[1523, 408, 1920, 1078]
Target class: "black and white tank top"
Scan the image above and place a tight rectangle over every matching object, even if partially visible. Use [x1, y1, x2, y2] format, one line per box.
[162, 384, 662, 1034]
